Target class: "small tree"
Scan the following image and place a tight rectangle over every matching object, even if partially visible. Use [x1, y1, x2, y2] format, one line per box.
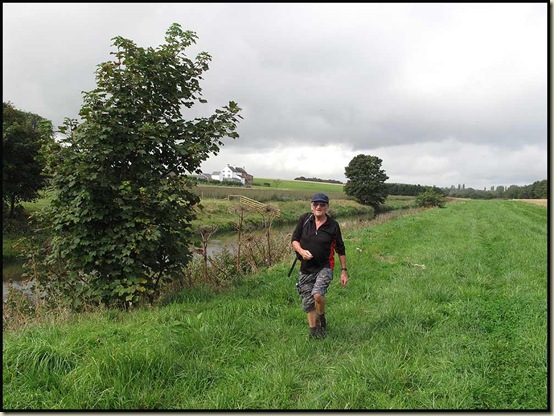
[415, 188, 446, 208]
[2, 102, 54, 219]
[344, 154, 389, 211]
[27, 23, 242, 308]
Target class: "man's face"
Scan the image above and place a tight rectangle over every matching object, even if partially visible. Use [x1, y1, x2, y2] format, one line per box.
[311, 201, 329, 217]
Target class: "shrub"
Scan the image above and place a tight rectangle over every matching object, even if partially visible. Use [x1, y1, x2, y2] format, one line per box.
[416, 188, 446, 208]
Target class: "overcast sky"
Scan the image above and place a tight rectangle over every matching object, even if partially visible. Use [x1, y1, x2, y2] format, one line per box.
[3, 3, 548, 189]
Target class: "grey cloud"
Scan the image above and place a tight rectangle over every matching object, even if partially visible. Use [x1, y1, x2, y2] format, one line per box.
[3, 3, 546, 188]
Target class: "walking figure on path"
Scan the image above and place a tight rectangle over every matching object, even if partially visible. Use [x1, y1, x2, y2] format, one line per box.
[291, 193, 349, 339]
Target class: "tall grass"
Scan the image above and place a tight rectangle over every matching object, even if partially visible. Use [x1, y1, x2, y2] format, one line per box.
[3, 200, 547, 410]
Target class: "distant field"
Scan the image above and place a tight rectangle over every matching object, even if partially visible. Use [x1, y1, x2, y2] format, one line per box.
[196, 178, 347, 202]
[515, 199, 547, 207]
[253, 178, 345, 194]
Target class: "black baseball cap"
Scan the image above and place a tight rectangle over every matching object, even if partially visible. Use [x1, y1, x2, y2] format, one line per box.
[311, 193, 329, 204]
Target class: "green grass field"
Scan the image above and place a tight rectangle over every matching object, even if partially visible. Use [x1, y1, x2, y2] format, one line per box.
[253, 177, 345, 193]
[2, 200, 547, 410]
[194, 178, 347, 202]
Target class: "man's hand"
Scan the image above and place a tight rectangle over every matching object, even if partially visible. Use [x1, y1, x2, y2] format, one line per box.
[340, 271, 348, 286]
[302, 250, 313, 260]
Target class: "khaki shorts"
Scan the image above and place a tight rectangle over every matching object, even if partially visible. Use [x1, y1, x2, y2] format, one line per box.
[297, 267, 333, 312]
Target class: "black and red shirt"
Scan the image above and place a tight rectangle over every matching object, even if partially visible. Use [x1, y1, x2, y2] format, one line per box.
[291, 212, 346, 274]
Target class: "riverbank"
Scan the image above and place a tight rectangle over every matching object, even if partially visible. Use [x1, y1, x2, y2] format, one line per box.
[3, 200, 547, 409]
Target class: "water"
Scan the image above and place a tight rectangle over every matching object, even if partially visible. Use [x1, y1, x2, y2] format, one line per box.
[202, 235, 238, 257]
[3, 278, 38, 299]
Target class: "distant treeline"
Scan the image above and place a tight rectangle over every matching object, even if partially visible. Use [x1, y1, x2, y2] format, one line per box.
[385, 183, 443, 196]
[294, 176, 343, 185]
[385, 180, 548, 200]
[442, 179, 548, 200]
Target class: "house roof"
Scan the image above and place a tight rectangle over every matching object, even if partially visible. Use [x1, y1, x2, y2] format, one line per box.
[226, 165, 248, 174]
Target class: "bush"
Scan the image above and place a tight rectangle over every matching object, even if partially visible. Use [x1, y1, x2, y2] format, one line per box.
[416, 188, 446, 208]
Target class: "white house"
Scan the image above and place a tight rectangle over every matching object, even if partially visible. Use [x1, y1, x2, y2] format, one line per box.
[220, 165, 244, 184]
[217, 165, 253, 185]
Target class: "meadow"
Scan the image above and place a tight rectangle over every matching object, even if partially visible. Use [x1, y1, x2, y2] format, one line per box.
[194, 177, 347, 202]
[2, 199, 548, 410]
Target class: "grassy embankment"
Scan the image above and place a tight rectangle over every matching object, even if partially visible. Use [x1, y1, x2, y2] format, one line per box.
[191, 178, 415, 231]
[3, 199, 547, 410]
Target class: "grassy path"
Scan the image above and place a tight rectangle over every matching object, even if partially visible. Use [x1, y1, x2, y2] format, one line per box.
[2, 200, 547, 410]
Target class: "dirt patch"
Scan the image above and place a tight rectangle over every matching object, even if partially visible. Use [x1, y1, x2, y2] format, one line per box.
[515, 199, 547, 207]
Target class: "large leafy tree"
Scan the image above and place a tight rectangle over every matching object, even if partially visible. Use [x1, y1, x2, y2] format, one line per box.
[2, 102, 53, 219]
[30, 23, 242, 308]
[344, 154, 389, 211]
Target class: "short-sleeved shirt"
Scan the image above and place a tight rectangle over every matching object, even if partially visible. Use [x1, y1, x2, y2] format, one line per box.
[291, 212, 346, 274]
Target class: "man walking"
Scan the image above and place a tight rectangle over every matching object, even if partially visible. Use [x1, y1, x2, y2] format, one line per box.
[291, 193, 348, 339]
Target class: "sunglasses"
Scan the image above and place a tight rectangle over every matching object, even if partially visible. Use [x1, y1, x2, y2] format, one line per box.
[312, 202, 328, 207]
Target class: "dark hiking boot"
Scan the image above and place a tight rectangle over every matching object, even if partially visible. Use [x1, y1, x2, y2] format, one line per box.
[309, 326, 324, 339]
[316, 313, 327, 338]
[316, 313, 326, 330]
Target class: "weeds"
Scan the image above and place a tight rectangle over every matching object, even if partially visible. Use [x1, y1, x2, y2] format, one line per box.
[2, 281, 76, 332]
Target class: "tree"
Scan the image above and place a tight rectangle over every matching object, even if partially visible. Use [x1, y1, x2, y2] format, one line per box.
[344, 154, 389, 210]
[415, 188, 446, 208]
[2, 102, 54, 219]
[529, 180, 548, 199]
[28, 23, 242, 308]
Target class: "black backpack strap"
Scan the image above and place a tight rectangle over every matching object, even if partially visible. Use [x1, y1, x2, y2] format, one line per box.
[301, 212, 313, 227]
[295, 212, 313, 260]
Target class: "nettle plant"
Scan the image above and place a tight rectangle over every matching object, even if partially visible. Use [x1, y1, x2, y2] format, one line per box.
[28, 24, 241, 309]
